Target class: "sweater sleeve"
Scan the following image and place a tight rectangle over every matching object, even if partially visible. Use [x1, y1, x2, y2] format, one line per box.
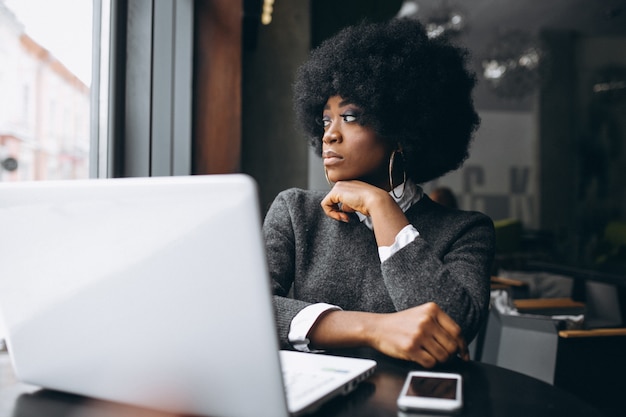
[263, 191, 312, 348]
[381, 207, 495, 342]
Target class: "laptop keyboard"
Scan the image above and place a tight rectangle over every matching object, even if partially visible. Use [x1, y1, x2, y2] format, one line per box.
[283, 369, 336, 403]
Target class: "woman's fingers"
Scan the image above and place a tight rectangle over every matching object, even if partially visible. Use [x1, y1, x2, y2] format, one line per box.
[320, 194, 351, 222]
[320, 181, 376, 221]
[432, 307, 469, 360]
[378, 303, 468, 367]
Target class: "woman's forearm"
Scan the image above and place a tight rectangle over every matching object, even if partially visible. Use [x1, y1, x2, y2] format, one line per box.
[307, 310, 379, 350]
[307, 304, 469, 368]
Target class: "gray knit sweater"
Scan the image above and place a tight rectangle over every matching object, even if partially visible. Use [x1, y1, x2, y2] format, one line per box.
[263, 188, 495, 349]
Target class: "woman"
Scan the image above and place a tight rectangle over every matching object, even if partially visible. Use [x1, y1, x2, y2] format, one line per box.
[263, 18, 495, 368]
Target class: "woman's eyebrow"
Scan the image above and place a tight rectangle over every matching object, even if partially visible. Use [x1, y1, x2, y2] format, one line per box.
[323, 100, 358, 110]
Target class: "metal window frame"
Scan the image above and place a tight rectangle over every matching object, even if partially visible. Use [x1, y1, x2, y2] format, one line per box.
[90, 0, 194, 178]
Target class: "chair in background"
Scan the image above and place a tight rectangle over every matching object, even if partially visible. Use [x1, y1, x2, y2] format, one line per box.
[480, 290, 626, 417]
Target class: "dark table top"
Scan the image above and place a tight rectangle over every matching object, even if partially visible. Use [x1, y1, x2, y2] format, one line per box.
[0, 348, 606, 417]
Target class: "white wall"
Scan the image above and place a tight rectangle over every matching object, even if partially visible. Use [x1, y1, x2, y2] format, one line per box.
[427, 109, 539, 227]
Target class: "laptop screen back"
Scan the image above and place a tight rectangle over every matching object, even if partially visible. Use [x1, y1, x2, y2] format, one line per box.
[0, 174, 290, 417]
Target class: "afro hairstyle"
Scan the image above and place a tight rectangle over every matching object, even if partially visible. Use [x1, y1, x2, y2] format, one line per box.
[293, 18, 480, 184]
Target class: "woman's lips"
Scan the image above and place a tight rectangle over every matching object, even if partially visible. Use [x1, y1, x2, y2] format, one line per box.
[323, 150, 343, 166]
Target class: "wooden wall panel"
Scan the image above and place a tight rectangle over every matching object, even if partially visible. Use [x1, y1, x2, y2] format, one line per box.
[193, 0, 242, 174]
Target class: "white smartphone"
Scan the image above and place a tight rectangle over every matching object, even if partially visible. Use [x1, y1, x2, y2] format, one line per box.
[397, 371, 463, 413]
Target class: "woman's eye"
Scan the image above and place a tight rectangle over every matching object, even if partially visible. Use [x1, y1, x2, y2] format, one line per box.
[341, 113, 358, 123]
[321, 117, 331, 127]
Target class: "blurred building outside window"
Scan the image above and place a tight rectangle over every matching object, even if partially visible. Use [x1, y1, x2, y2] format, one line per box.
[0, 0, 92, 182]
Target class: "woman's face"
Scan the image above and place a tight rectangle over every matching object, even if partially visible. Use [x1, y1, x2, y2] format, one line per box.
[321, 96, 391, 188]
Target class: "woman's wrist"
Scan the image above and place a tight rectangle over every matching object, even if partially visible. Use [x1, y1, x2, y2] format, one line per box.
[368, 195, 410, 247]
[308, 310, 380, 350]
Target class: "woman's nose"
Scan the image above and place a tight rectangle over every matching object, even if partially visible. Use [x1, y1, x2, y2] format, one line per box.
[322, 126, 341, 144]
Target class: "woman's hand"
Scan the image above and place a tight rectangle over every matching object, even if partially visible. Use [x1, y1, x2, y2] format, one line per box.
[308, 302, 469, 368]
[369, 302, 469, 368]
[320, 180, 381, 222]
[320, 180, 409, 246]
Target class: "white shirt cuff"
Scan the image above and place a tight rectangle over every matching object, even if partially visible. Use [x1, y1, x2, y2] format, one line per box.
[378, 224, 419, 262]
[288, 303, 342, 352]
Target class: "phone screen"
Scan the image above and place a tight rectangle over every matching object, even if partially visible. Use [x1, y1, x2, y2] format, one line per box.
[405, 375, 459, 399]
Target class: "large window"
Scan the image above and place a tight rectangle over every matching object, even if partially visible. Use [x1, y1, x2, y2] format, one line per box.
[2, 0, 243, 182]
[0, 0, 93, 182]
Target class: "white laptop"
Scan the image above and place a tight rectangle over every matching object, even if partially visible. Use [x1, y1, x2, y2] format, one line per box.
[0, 174, 376, 417]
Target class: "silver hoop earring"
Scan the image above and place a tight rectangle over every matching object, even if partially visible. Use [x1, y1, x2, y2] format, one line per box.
[324, 167, 333, 186]
[389, 149, 406, 199]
